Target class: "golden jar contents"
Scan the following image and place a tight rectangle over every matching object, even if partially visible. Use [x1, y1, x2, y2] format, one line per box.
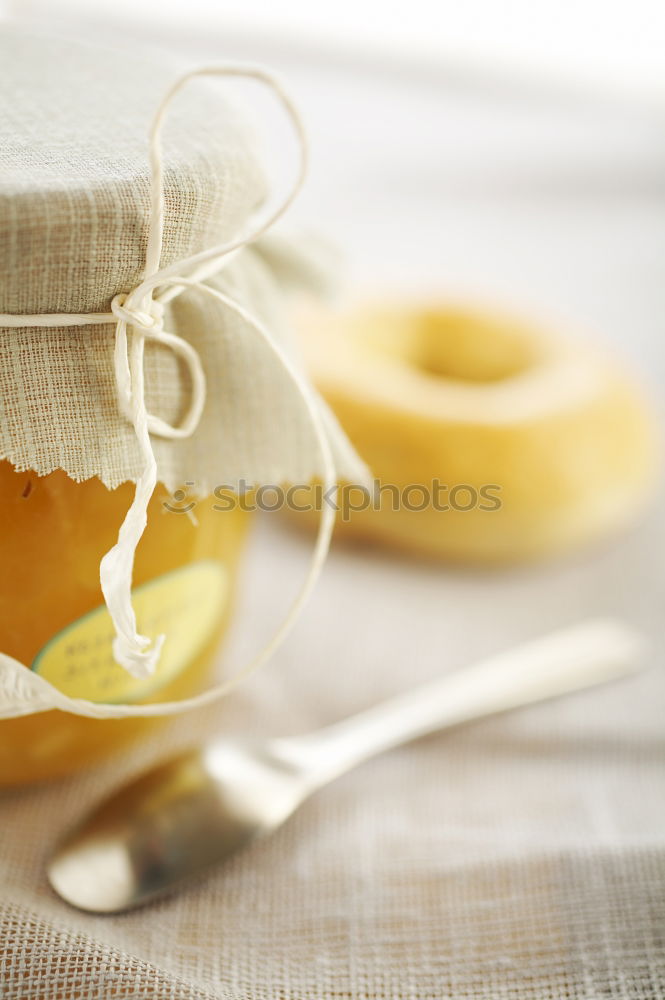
[0, 462, 248, 785]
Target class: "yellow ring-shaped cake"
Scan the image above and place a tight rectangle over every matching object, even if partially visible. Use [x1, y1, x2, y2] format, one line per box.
[298, 304, 659, 563]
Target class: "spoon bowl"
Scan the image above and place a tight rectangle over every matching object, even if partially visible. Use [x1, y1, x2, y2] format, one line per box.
[48, 739, 310, 913]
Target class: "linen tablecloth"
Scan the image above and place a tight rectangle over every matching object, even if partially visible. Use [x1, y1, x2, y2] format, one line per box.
[2, 506, 664, 998]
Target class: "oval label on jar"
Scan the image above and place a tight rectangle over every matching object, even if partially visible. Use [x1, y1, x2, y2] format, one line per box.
[31, 560, 228, 704]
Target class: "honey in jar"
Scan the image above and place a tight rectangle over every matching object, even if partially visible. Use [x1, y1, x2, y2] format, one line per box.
[0, 463, 249, 785]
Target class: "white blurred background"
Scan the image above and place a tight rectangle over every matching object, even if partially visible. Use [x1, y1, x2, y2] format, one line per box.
[8, 0, 665, 99]
[4, 0, 665, 384]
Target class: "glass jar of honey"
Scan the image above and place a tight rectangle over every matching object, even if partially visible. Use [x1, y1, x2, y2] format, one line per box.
[0, 31, 361, 783]
[0, 462, 249, 784]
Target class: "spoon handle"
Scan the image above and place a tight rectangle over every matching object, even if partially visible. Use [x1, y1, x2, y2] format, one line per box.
[287, 619, 645, 786]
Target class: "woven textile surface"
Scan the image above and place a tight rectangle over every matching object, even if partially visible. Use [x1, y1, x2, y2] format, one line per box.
[2, 510, 664, 999]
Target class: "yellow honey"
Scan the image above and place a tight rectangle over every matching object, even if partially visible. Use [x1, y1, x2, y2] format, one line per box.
[0, 462, 248, 785]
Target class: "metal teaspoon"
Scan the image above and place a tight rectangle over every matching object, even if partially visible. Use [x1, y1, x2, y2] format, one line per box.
[48, 619, 644, 913]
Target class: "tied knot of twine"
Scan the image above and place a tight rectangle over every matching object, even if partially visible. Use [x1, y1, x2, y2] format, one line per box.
[110, 291, 205, 440]
[0, 64, 337, 712]
[111, 293, 165, 333]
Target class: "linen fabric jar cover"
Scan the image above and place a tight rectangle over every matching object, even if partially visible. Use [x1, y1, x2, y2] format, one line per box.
[0, 28, 366, 721]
